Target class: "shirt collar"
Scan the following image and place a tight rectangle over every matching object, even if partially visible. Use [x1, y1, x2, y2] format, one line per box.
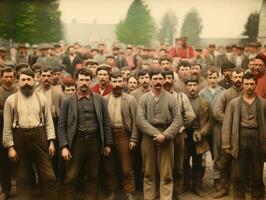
[77, 91, 91, 100]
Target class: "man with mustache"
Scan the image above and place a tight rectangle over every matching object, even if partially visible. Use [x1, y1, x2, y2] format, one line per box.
[163, 68, 196, 200]
[36, 66, 64, 181]
[57, 68, 113, 200]
[90, 65, 113, 96]
[0, 67, 17, 200]
[130, 68, 151, 191]
[105, 71, 138, 200]
[222, 72, 266, 200]
[131, 68, 151, 102]
[213, 68, 244, 198]
[127, 74, 138, 93]
[183, 75, 213, 197]
[2, 68, 57, 200]
[136, 68, 182, 200]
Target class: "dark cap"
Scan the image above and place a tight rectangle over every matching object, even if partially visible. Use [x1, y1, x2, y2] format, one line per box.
[96, 64, 111, 74]
[105, 55, 115, 59]
[84, 59, 98, 65]
[221, 62, 235, 73]
[3, 61, 16, 68]
[236, 45, 244, 50]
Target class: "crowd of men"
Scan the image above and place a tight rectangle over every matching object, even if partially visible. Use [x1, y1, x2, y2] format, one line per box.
[0, 37, 266, 200]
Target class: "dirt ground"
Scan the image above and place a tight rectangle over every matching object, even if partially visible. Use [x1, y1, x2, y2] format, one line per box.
[3, 152, 266, 199]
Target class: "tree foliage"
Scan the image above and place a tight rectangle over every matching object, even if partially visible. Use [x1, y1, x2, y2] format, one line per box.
[242, 11, 259, 42]
[0, 0, 63, 44]
[158, 10, 178, 45]
[180, 9, 202, 45]
[115, 0, 155, 46]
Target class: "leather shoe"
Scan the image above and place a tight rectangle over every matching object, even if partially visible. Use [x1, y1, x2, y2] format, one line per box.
[125, 193, 135, 200]
[212, 188, 229, 199]
[193, 187, 205, 197]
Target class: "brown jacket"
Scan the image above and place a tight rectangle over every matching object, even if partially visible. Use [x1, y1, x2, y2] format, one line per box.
[35, 86, 64, 118]
[222, 96, 266, 158]
[189, 96, 213, 154]
[105, 92, 138, 143]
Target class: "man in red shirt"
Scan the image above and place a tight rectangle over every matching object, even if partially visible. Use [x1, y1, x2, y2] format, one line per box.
[90, 65, 112, 96]
[253, 54, 266, 99]
[169, 36, 195, 60]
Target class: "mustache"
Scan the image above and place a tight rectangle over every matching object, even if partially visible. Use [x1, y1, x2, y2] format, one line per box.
[113, 86, 122, 90]
[155, 83, 162, 87]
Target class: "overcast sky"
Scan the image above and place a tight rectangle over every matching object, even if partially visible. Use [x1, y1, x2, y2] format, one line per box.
[59, 0, 263, 38]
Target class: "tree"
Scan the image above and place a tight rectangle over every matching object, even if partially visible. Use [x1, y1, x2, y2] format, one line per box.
[242, 12, 259, 42]
[180, 9, 202, 46]
[116, 0, 155, 46]
[0, 0, 63, 44]
[158, 10, 178, 45]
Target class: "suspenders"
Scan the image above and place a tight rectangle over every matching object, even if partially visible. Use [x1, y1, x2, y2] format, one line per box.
[13, 92, 45, 128]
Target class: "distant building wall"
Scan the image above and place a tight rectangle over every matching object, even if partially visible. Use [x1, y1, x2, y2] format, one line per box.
[199, 38, 243, 47]
[63, 22, 117, 46]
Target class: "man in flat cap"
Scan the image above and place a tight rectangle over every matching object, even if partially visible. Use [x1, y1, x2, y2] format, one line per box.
[231, 45, 249, 69]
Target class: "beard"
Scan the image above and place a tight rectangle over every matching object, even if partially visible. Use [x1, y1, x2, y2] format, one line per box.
[163, 82, 173, 91]
[20, 84, 34, 97]
[112, 86, 122, 96]
[234, 81, 242, 88]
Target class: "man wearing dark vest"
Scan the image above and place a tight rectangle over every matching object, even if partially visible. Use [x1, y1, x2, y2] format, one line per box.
[2, 68, 57, 200]
[0, 67, 17, 200]
[222, 72, 266, 200]
[58, 68, 113, 200]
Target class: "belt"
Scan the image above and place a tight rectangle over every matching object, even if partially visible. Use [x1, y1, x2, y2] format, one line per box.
[240, 126, 258, 130]
[14, 126, 44, 131]
[112, 127, 126, 132]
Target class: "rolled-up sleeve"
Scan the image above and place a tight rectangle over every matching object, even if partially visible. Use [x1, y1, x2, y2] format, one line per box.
[3, 96, 15, 148]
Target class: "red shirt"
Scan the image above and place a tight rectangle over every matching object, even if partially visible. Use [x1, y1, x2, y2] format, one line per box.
[169, 45, 195, 59]
[90, 84, 112, 96]
[256, 73, 266, 99]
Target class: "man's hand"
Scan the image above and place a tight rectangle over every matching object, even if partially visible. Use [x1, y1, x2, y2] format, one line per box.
[61, 147, 72, 161]
[224, 148, 232, 155]
[104, 146, 111, 157]
[129, 142, 137, 150]
[193, 131, 202, 142]
[48, 140, 55, 158]
[8, 146, 18, 162]
[153, 133, 166, 145]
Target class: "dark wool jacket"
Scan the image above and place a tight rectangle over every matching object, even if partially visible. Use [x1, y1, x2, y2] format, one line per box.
[222, 96, 266, 159]
[57, 92, 113, 152]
